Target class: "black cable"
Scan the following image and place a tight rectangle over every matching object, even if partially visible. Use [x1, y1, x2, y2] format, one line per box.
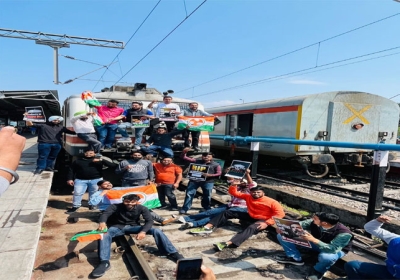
[112, 0, 208, 87]
[176, 12, 400, 94]
[189, 46, 400, 98]
[92, 0, 162, 91]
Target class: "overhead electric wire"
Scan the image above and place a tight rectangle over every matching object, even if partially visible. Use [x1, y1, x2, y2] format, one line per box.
[59, 54, 106, 67]
[177, 12, 400, 94]
[112, 0, 208, 87]
[91, 0, 162, 91]
[189, 46, 400, 98]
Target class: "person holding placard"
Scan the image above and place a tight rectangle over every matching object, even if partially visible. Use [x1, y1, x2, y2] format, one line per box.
[150, 96, 181, 132]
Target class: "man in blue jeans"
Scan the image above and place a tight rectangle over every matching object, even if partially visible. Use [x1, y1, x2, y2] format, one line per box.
[26, 115, 74, 175]
[91, 194, 183, 278]
[276, 212, 353, 280]
[141, 127, 182, 158]
[344, 215, 400, 279]
[180, 148, 221, 214]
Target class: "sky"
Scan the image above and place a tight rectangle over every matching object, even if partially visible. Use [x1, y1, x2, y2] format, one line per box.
[1, 0, 400, 109]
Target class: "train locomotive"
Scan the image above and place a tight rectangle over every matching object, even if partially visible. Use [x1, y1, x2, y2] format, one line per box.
[62, 83, 210, 160]
[207, 91, 400, 178]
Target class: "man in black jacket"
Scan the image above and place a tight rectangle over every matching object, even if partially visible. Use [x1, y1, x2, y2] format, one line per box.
[66, 149, 116, 213]
[91, 194, 183, 278]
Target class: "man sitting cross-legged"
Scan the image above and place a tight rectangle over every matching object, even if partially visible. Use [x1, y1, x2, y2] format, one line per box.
[91, 194, 183, 278]
[190, 185, 285, 251]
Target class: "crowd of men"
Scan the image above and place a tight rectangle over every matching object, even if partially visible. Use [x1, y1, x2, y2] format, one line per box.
[15, 96, 399, 279]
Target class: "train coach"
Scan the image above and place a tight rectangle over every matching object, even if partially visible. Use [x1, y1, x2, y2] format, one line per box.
[62, 83, 210, 160]
[207, 91, 400, 177]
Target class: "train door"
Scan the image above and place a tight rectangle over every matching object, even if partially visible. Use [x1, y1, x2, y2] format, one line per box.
[226, 114, 253, 146]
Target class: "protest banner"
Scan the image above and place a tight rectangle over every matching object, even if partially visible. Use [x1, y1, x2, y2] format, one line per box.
[131, 115, 150, 128]
[177, 116, 215, 131]
[23, 106, 46, 123]
[188, 163, 209, 181]
[274, 218, 311, 248]
[159, 108, 177, 121]
[226, 160, 252, 179]
[105, 184, 161, 209]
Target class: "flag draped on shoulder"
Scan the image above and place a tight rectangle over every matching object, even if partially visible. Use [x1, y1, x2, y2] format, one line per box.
[105, 184, 161, 209]
[177, 116, 215, 131]
[81, 90, 102, 108]
[70, 229, 107, 242]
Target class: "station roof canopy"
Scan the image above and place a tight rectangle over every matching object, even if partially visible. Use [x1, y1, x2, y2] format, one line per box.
[0, 90, 61, 117]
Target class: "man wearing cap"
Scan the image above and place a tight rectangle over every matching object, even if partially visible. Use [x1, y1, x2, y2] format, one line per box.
[26, 115, 74, 175]
[118, 101, 154, 149]
[149, 96, 181, 132]
[70, 111, 102, 154]
[181, 102, 213, 152]
[94, 99, 125, 149]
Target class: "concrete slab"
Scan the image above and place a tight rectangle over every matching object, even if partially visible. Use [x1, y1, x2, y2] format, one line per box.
[0, 225, 40, 252]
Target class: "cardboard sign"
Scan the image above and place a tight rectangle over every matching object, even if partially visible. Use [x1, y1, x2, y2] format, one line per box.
[23, 106, 46, 123]
[159, 108, 177, 121]
[188, 163, 209, 181]
[131, 115, 150, 128]
[274, 218, 311, 248]
[226, 160, 252, 179]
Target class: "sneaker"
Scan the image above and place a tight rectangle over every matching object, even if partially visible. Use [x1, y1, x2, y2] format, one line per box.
[89, 205, 97, 210]
[158, 205, 169, 209]
[66, 207, 80, 213]
[168, 252, 184, 262]
[213, 242, 228, 251]
[162, 216, 179, 225]
[189, 227, 213, 234]
[134, 145, 141, 150]
[177, 216, 187, 224]
[182, 222, 194, 229]
[33, 169, 43, 175]
[305, 268, 324, 280]
[91, 260, 111, 278]
[170, 207, 179, 211]
[275, 255, 304, 266]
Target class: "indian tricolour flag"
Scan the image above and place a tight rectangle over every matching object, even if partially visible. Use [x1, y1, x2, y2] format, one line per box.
[81, 90, 102, 108]
[177, 116, 215, 131]
[105, 184, 161, 209]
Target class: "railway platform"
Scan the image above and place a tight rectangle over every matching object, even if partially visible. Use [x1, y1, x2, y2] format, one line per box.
[0, 135, 54, 280]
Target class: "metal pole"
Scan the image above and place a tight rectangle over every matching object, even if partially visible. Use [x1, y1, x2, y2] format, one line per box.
[53, 47, 59, 84]
[367, 150, 388, 221]
[250, 142, 259, 178]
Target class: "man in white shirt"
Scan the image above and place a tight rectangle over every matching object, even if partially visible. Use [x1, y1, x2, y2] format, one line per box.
[150, 96, 181, 132]
[70, 111, 102, 154]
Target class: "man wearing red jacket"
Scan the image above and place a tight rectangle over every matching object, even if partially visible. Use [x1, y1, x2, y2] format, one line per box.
[190, 183, 285, 251]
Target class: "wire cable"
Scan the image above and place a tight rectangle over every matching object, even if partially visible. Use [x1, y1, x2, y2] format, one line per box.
[188, 46, 400, 98]
[59, 54, 106, 67]
[176, 12, 400, 94]
[112, 0, 208, 87]
[91, 0, 162, 91]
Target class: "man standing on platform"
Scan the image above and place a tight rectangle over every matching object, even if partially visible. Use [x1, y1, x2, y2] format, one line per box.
[115, 151, 154, 187]
[94, 99, 125, 149]
[117, 101, 154, 150]
[153, 157, 182, 211]
[70, 111, 102, 155]
[149, 96, 181, 132]
[91, 194, 183, 278]
[180, 148, 221, 214]
[181, 102, 213, 152]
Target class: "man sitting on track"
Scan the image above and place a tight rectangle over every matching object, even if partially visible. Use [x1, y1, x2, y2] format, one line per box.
[91, 194, 183, 278]
[345, 215, 399, 280]
[276, 212, 353, 280]
[190, 185, 285, 251]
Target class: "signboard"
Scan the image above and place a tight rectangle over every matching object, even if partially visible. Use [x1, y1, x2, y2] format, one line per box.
[274, 218, 311, 248]
[23, 106, 46, 123]
[225, 160, 252, 179]
[188, 163, 209, 181]
[159, 108, 177, 121]
[131, 115, 150, 128]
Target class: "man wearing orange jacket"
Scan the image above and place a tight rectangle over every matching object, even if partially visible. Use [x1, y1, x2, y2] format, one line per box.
[190, 184, 285, 251]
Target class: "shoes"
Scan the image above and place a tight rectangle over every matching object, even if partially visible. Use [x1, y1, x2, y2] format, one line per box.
[162, 216, 179, 225]
[305, 268, 324, 280]
[134, 145, 141, 150]
[170, 207, 179, 211]
[89, 205, 97, 210]
[66, 207, 80, 213]
[275, 255, 304, 266]
[168, 252, 184, 262]
[179, 210, 187, 215]
[193, 147, 201, 152]
[91, 260, 111, 278]
[182, 222, 194, 229]
[100, 147, 105, 151]
[95, 153, 102, 157]
[189, 227, 213, 234]
[213, 242, 228, 251]
[104, 145, 112, 149]
[177, 216, 187, 224]
[33, 169, 43, 175]
[44, 167, 57, 172]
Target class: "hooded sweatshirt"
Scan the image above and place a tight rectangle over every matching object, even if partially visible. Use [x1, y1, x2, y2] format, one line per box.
[116, 158, 154, 181]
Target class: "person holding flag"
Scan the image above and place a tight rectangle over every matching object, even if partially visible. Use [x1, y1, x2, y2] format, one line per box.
[70, 111, 102, 155]
[180, 102, 214, 152]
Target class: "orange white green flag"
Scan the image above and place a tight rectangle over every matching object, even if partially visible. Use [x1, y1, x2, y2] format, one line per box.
[105, 184, 161, 209]
[177, 116, 215, 131]
[81, 90, 102, 108]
